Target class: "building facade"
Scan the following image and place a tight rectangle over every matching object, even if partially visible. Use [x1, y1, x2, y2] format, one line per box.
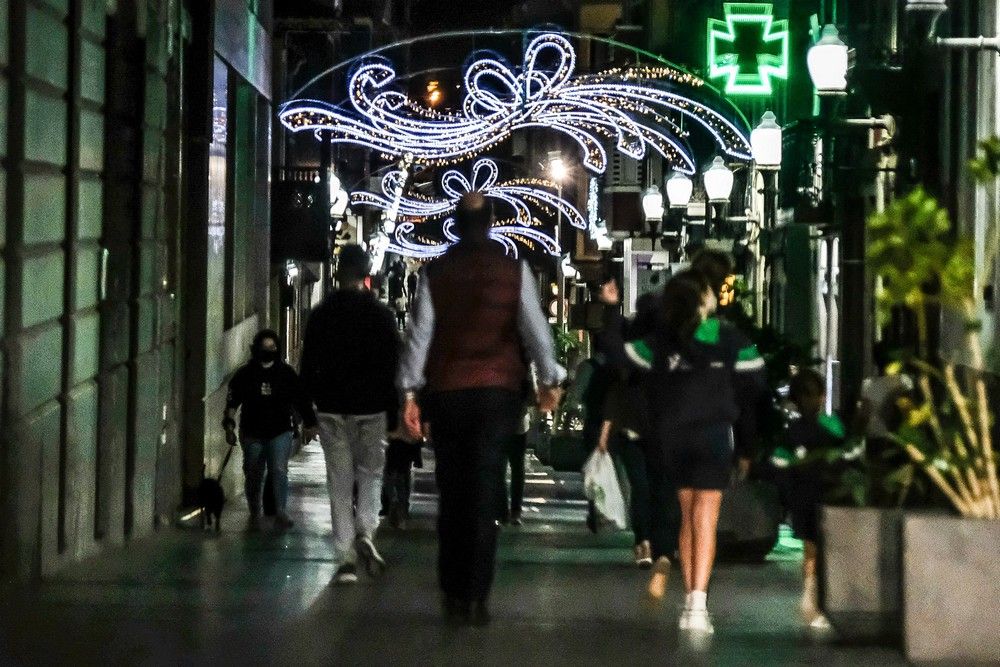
[1, 0, 274, 578]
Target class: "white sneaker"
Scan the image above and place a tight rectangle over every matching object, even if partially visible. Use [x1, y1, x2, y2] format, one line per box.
[333, 563, 358, 584]
[684, 609, 714, 634]
[678, 609, 691, 630]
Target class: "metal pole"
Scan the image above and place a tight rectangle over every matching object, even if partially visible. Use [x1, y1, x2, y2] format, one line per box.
[556, 183, 566, 331]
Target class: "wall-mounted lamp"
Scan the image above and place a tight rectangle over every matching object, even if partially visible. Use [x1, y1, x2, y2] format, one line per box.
[907, 0, 1000, 51]
[807, 25, 849, 95]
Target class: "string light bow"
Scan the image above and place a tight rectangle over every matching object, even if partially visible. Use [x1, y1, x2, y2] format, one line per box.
[279, 33, 751, 175]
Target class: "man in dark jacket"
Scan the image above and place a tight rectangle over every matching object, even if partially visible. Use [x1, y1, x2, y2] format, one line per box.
[300, 244, 400, 585]
[398, 193, 565, 626]
[225, 329, 317, 531]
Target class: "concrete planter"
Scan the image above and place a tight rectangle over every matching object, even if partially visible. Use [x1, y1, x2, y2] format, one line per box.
[903, 514, 1000, 664]
[821, 506, 903, 642]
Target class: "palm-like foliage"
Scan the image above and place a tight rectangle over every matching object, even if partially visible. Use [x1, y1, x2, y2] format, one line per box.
[868, 150, 1000, 518]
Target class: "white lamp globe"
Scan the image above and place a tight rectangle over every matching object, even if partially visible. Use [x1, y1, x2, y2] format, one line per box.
[808, 25, 849, 95]
[703, 157, 734, 203]
[642, 186, 665, 221]
[751, 111, 782, 170]
[665, 172, 693, 209]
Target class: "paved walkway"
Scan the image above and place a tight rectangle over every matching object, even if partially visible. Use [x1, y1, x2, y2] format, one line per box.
[0, 441, 906, 665]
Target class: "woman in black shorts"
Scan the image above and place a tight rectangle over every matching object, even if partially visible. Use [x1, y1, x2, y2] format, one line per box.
[639, 270, 765, 634]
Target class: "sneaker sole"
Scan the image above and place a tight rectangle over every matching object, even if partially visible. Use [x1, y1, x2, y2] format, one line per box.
[334, 574, 358, 584]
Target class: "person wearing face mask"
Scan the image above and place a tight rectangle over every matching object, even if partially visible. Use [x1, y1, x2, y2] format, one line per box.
[224, 330, 318, 531]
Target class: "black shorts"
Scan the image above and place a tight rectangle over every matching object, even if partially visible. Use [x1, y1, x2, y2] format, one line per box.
[665, 423, 734, 490]
[787, 469, 824, 542]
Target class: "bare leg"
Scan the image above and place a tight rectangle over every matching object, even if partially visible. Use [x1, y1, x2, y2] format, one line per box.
[691, 490, 723, 593]
[801, 540, 829, 626]
[677, 488, 695, 594]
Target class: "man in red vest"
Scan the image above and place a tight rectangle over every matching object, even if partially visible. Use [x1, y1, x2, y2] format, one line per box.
[398, 192, 565, 626]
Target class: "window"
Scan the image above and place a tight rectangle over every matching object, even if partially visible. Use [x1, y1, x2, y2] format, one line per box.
[224, 71, 259, 328]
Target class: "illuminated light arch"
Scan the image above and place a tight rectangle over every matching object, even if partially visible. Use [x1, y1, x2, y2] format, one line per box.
[350, 158, 587, 229]
[279, 33, 752, 175]
[707, 3, 789, 96]
[386, 218, 561, 260]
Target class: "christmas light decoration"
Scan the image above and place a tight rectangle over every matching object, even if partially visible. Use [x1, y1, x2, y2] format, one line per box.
[350, 158, 587, 229]
[279, 33, 751, 175]
[708, 3, 789, 97]
[385, 217, 561, 260]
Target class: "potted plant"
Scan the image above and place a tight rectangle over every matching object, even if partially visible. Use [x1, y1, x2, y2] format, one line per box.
[863, 142, 1000, 663]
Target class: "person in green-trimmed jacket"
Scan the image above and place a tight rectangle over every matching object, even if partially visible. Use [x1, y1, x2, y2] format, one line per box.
[624, 269, 767, 635]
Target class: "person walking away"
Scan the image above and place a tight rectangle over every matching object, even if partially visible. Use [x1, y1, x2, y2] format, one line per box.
[643, 270, 765, 634]
[381, 421, 423, 529]
[786, 369, 844, 629]
[398, 193, 565, 626]
[502, 400, 532, 526]
[300, 245, 400, 584]
[224, 329, 317, 531]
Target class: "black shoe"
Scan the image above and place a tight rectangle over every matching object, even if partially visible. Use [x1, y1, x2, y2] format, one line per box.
[586, 502, 598, 534]
[469, 600, 491, 627]
[443, 596, 470, 627]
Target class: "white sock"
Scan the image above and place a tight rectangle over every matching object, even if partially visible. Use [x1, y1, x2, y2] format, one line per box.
[689, 590, 707, 612]
[684, 592, 694, 610]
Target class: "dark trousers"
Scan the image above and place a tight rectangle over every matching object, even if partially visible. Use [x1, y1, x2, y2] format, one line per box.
[381, 438, 418, 514]
[425, 388, 519, 604]
[503, 433, 527, 519]
[645, 444, 681, 560]
[613, 435, 652, 545]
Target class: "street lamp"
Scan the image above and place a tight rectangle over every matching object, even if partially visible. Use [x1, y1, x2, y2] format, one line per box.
[750, 111, 782, 170]
[808, 25, 849, 96]
[642, 186, 665, 221]
[548, 156, 569, 330]
[665, 172, 693, 209]
[704, 156, 734, 202]
[703, 156, 734, 239]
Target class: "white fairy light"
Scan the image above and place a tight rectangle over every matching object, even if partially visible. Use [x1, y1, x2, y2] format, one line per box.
[279, 33, 752, 176]
[350, 158, 587, 229]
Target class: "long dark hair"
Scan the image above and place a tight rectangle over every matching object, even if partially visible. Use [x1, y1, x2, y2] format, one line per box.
[657, 270, 709, 352]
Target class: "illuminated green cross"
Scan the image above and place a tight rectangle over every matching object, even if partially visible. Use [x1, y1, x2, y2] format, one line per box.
[707, 3, 789, 97]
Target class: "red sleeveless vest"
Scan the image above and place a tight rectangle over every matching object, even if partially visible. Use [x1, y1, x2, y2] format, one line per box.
[424, 243, 526, 392]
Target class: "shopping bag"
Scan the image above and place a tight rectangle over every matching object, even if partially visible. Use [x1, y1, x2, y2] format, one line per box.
[582, 449, 628, 529]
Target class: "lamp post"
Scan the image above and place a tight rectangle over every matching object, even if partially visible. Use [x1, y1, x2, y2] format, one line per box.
[808, 24, 867, 415]
[703, 156, 735, 238]
[642, 185, 665, 238]
[665, 172, 692, 253]
[549, 156, 569, 330]
[751, 110, 783, 325]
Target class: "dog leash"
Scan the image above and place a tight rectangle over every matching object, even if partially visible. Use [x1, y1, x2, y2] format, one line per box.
[216, 443, 238, 483]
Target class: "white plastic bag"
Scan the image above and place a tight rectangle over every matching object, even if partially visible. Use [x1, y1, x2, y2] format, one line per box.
[582, 450, 628, 529]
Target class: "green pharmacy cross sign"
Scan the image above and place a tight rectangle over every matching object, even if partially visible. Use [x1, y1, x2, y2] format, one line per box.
[708, 3, 789, 97]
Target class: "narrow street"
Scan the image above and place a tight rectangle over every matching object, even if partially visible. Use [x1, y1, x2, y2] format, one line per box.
[1, 442, 906, 665]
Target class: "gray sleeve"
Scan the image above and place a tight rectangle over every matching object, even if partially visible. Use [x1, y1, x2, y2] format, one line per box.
[397, 274, 435, 392]
[517, 261, 567, 387]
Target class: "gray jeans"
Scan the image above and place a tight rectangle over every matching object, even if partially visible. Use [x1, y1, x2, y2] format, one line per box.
[317, 412, 387, 564]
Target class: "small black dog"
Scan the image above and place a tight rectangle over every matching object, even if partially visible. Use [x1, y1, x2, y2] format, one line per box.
[198, 444, 237, 532]
[198, 470, 226, 532]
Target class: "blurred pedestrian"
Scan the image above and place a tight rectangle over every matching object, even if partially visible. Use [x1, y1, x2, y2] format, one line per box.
[381, 422, 423, 530]
[398, 193, 566, 626]
[786, 369, 844, 630]
[300, 244, 400, 585]
[224, 329, 317, 531]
